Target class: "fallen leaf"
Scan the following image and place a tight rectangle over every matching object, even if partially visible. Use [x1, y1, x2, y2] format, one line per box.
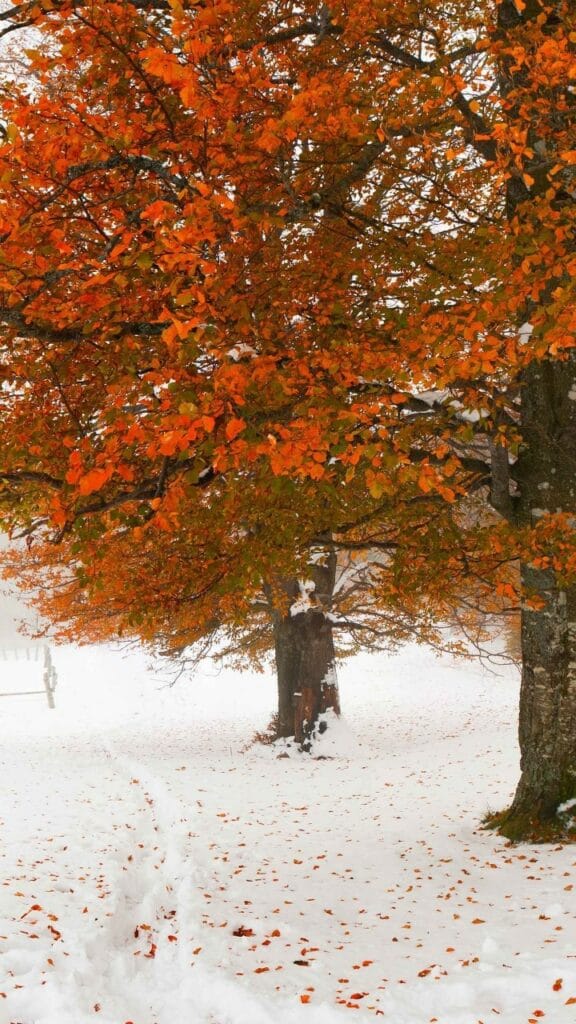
[20, 903, 42, 919]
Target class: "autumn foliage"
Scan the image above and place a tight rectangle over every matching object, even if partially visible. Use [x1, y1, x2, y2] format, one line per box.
[0, 3, 563, 582]
[0, 1, 575, 826]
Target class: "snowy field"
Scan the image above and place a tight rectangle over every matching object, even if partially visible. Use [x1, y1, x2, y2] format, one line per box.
[1, 641, 575, 1024]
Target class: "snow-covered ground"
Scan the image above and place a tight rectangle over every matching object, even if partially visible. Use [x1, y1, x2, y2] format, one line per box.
[1, 641, 575, 1024]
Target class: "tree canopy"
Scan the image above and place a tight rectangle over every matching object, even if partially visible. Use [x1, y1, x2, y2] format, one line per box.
[0, 0, 575, 836]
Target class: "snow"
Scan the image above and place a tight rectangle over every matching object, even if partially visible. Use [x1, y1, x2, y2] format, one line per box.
[1, 642, 576, 1024]
[447, 400, 490, 424]
[269, 709, 358, 760]
[228, 343, 257, 361]
[519, 322, 534, 346]
[290, 579, 316, 616]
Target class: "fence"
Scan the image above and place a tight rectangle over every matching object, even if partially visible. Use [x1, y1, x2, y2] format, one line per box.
[0, 645, 58, 708]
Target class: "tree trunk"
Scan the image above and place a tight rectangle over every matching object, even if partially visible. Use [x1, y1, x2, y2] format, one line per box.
[292, 608, 340, 751]
[273, 613, 300, 739]
[272, 607, 340, 750]
[497, 359, 576, 839]
[268, 540, 341, 750]
[489, 0, 576, 840]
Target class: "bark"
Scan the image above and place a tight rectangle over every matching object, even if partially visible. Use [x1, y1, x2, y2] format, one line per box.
[492, 0, 576, 839]
[272, 607, 340, 750]
[497, 359, 576, 837]
[273, 613, 301, 739]
[268, 541, 341, 750]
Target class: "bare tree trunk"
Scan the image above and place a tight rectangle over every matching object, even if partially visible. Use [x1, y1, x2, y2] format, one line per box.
[291, 607, 340, 751]
[272, 606, 340, 749]
[273, 614, 300, 739]
[492, 0, 576, 839]
[497, 359, 576, 839]
[268, 539, 341, 750]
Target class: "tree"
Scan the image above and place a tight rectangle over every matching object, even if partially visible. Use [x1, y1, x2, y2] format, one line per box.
[4, 497, 473, 749]
[0, 1, 574, 835]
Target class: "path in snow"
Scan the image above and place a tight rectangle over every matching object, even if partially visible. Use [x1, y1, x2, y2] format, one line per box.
[0, 644, 575, 1024]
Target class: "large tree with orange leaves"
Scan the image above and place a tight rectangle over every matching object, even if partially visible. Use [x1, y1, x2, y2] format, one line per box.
[0, 0, 574, 837]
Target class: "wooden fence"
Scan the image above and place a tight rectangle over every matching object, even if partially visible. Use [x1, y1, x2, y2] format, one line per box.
[0, 645, 58, 708]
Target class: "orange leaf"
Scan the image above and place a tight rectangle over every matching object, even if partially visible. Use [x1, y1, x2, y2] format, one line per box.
[20, 903, 42, 918]
[225, 417, 246, 441]
[78, 468, 110, 496]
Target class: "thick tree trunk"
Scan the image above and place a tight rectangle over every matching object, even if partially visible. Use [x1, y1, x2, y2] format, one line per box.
[509, 568, 576, 828]
[490, 0, 576, 840]
[273, 613, 300, 739]
[268, 539, 341, 750]
[272, 607, 340, 750]
[497, 359, 576, 839]
[292, 608, 340, 750]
